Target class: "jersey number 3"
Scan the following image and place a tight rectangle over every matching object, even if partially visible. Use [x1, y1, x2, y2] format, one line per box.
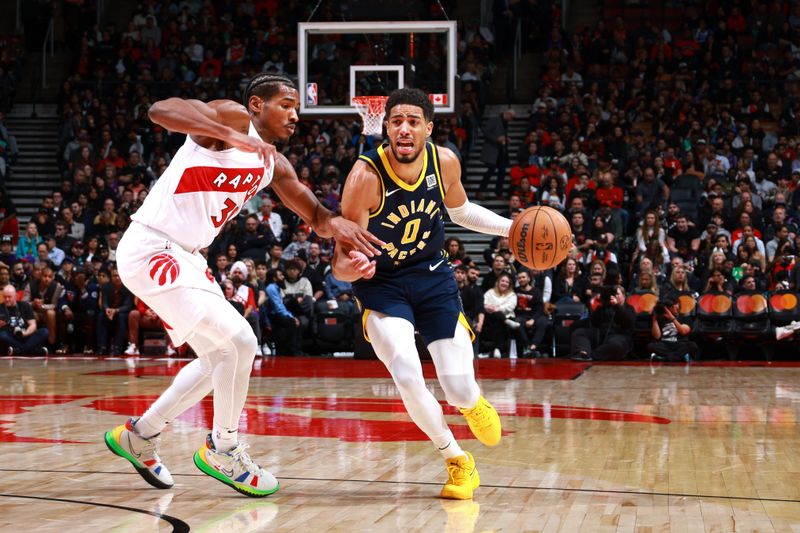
[211, 198, 238, 228]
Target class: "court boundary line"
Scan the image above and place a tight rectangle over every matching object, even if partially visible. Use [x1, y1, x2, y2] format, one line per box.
[2, 468, 798, 505]
[0, 492, 190, 532]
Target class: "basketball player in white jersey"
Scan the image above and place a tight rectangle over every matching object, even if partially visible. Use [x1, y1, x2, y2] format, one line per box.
[104, 74, 381, 498]
[333, 89, 513, 499]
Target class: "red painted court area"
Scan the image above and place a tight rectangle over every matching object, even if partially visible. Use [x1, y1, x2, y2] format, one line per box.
[0, 394, 669, 444]
[89, 356, 591, 380]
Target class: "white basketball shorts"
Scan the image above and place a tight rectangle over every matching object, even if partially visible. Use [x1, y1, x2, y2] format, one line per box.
[116, 221, 225, 346]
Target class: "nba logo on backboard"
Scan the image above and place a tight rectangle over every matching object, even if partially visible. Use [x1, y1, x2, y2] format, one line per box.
[307, 83, 318, 106]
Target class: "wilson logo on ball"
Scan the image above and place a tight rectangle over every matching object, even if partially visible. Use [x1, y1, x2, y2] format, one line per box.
[149, 253, 180, 286]
[516, 223, 530, 263]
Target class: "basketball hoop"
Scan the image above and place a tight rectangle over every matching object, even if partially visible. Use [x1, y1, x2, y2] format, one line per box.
[352, 96, 389, 136]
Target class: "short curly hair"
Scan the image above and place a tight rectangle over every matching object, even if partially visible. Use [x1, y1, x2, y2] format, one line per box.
[243, 73, 296, 112]
[384, 88, 434, 122]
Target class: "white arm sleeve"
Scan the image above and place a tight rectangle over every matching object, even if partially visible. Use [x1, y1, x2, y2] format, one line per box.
[446, 200, 512, 237]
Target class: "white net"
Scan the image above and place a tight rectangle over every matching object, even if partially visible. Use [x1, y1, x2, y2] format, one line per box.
[352, 96, 389, 136]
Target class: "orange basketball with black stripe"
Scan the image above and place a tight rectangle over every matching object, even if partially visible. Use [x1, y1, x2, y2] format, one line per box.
[509, 206, 572, 270]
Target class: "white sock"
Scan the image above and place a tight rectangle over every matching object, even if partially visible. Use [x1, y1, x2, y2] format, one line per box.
[437, 436, 465, 460]
[212, 427, 238, 452]
[133, 412, 167, 440]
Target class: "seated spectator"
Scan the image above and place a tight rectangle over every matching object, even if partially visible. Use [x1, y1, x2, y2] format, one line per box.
[445, 237, 470, 266]
[648, 295, 698, 362]
[0, 284, 49, 355]
[124, 297, 174, 356]
[570, 285, 635, 361]
[323, 267, 355, 316]
[667, 214, 701, 262]
[222, 279, 246, 315]
[17, 222, 41, 260]
[258, 199, 284, 244]
[481, 254, 511, 292]
[634, 270, 659, 295]
[0, 234, 18, 267]
[766, 225, 790, 263]
[24, 266, 63, 349]
[211, 253, 229, 283]
[513, 269, 549, 357]
[454, 264, 484, 353]
[282, 259, 314, 333]
[44, 235, 65, 267]
[283, 228, 311, 261]
[61, 206, 85, 241]
[663, 263, 694, 300]
[702, 269, 734, 295]
[58, 268, 95, 354]
[636, 210, 668, 257]
[97, 268, 133, 355]
[229, 261, 261, 354]
[481, 272, 517, 358]
[239, 213, 274, 261]
[266, 242, 286, 271]
[636, 166, 669, 218]
[265, 268, 301, 355]
[552, 257, 586, 303]
[541, 178, 566, 211]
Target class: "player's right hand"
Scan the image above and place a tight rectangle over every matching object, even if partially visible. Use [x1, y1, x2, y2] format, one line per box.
[348, 250, 376, 280]
[227, 130, 278, 165]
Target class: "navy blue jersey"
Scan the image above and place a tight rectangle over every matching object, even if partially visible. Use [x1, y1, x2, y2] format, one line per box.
[357, 142, 446, 274]
[352, 142, 472, 344]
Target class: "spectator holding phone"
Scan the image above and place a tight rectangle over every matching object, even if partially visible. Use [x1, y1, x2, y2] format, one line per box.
[648, 295, 698, 362]
[570, 285, 635, 361]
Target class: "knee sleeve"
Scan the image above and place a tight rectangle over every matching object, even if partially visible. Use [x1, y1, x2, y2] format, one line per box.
[428, 324, 480, 408]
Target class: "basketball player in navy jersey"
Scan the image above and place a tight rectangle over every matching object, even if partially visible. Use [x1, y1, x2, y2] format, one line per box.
[333, 88, 514, 500]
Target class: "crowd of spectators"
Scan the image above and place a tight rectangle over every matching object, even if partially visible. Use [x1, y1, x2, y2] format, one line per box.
[9, 0, 800, 359]
[0, 0, 521, 355]
[449, 1, 800, 359]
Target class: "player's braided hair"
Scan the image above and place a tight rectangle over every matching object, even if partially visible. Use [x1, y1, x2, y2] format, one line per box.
[242, 73, 296, 111]
[384, 88, 434, 122]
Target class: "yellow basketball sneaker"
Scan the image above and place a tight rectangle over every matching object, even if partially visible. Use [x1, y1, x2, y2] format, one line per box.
[459, 395, 501, 446]
[440, 451, 480, 500]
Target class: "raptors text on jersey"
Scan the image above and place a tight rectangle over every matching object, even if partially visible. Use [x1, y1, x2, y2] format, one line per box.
[131, 121, 274, 251]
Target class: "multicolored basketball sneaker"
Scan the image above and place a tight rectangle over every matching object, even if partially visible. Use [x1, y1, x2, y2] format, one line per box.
[104, 418, 174, 489]
[193, 434, 279, 498]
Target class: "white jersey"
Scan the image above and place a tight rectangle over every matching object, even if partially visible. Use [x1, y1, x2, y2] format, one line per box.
[132, 120, 274, 251]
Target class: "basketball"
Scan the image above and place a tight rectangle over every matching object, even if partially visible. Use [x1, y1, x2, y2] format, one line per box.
[509, 206, 573, 270]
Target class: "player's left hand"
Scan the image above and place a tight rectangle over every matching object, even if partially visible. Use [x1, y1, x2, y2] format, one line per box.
[330, 217, 385, 257]
[348, 250, 376, 280]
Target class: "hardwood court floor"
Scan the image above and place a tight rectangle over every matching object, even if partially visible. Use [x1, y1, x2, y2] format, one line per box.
[2, 356, 800, 532]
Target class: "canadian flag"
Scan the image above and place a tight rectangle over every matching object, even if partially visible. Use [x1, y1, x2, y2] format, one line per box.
[429, 93, 448, 106]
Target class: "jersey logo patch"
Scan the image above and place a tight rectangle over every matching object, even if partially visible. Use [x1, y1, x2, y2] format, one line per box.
[425, 173, 437, 189]
[148, 253, 180, 286]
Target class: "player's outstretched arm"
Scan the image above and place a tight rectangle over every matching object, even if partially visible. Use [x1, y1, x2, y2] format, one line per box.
[148, 98, 275, 162]
[331, 162, 383, 282]
[438, 146, 513, 237]
[270, 156, 385, 259]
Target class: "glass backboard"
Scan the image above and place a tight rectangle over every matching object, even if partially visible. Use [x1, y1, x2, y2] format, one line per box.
[298, 21, 457, 116]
